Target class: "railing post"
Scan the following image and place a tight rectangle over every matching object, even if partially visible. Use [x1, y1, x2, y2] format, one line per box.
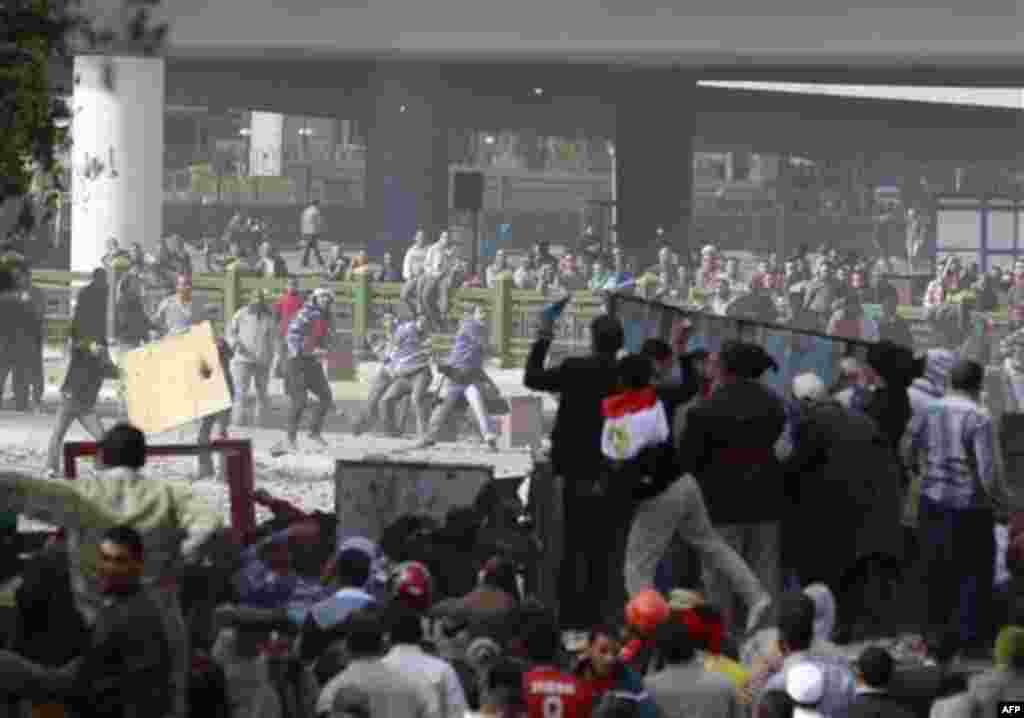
[223, 266, 241, 324]
[352, 272, 370, 356]
[493, 275, 512, 368]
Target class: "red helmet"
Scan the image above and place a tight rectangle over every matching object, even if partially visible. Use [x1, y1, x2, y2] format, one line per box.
[390, 561, 433, 611]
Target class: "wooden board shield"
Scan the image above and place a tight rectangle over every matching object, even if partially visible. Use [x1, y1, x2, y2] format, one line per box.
[120, 322, 233, 435]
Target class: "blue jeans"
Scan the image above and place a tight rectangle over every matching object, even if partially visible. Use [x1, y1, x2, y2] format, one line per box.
[918, 495, 995, 646]
[654, 553, 674, 594]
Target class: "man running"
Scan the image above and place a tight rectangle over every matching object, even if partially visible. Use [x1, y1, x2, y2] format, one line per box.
[273, 287, 337, 454]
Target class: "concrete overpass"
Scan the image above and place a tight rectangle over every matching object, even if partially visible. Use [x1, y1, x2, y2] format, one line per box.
[162, 60, 1024, 163]
[67, 0, 1024, 269]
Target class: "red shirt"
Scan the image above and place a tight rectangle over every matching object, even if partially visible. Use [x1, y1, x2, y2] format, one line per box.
[275, 292, 304, 338]
[524, 666, 594, 718]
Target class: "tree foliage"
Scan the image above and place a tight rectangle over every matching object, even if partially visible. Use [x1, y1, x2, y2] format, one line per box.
[0, 0, 168, 242]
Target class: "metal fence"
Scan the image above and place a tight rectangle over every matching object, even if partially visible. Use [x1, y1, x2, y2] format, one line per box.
[608, 293, 895, 396]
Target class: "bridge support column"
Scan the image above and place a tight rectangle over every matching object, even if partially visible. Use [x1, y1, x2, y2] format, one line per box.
[365, 63, 450, 258]
[70, 55, 164, 272]
[614, 70, 696, 264]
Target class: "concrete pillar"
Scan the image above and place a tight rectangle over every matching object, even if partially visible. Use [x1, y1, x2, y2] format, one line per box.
[70, 55, 164, 272]
[364, 63, 450, 259]
[249, 111, 284, 177]
[615, 70, 696, 263]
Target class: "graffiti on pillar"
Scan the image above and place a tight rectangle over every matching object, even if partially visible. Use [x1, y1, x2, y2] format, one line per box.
[73, 147, 119, 219]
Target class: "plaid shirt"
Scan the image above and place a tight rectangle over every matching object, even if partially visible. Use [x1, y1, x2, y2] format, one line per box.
[387, 320, 432, 376]
[446, 316, 487, 372]
[905, 393, 1002, 510]
[286, 300, 332, 357]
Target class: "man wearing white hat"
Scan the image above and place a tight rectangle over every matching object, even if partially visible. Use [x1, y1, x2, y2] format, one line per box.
[786, 662, 826, 718]
[755, 592, 856, 718]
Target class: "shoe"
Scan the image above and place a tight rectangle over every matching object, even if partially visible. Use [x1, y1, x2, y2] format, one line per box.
[746, 594, 772, 635]
[413, 438, 437, 450]
[309, 434, 329, 449]
[484, 434, 499, 452]
[43, 468, 59, 479]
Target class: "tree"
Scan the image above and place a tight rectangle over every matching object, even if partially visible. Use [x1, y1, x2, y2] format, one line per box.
[0, 0, 168, 244]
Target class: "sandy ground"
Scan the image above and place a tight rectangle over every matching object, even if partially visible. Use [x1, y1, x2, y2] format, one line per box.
[3, 357, 545, 532]
[0, 409, 534, 530]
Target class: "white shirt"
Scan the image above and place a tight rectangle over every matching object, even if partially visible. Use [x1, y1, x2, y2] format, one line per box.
[317, 659, 428, 718]
[382, 644, 469, 718]
[404, 245, 429, 280]
[485, 264, 507, 288]
[513, 267, 534, 289]
[424, 240, 450, 277]
[155, 295, 204, 336]
[301, 204, 323, 236]
[1005, 359, 1024, 410]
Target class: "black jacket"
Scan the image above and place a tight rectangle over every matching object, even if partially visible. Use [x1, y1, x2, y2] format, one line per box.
[887, 666, 967, 718]
[656, 353, 704, 423]
[848, 691, 917, 718]
[70, 279, 109, 348]
[677, 379, 787, 524]
[523, 337, 620, 481]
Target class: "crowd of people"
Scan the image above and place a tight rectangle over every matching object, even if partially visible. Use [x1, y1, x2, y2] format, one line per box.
[0, 268, 1023, 717]
[5, 220, 1024, 716]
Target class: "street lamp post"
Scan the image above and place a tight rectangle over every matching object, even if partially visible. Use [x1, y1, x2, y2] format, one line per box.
[239, 127, 257, 200]
[298, 125, 314, 202]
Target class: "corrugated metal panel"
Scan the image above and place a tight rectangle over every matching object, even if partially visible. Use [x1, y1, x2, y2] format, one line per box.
[334, 459, 494, 543]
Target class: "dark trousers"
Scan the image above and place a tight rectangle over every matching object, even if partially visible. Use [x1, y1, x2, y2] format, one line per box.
[46, 396, 105, 474]
[559, 485, 629, 630]
[197, 409, 231, 475]
[383, 369, 432, 437]
[351, 368, 394, 435]
[300, 234, 325, 268]
[918, 495, 995, 646]
[23, 339, 44, 406]
[285, 355, 334, 441]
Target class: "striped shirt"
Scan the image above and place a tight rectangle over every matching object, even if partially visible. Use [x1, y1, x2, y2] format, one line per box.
[905, 393, 1000, 510]
[387, 320, 432, 376]
[285, 300, 331, 357]
[447, 316, 487, 372]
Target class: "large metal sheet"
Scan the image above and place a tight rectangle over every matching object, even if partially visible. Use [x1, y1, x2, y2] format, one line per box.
[334, 459, 495, 543]
[120, 321, 233, 434]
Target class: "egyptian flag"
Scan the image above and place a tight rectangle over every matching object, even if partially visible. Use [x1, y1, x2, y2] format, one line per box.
[601, 387, 670, 461]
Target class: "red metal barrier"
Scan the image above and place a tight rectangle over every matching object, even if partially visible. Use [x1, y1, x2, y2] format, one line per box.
[63, 439, 256, 543]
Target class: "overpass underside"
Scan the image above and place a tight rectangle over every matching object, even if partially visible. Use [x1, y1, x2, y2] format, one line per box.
[156, 59, 1023, 258]
[64, 52, 1024, 269]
